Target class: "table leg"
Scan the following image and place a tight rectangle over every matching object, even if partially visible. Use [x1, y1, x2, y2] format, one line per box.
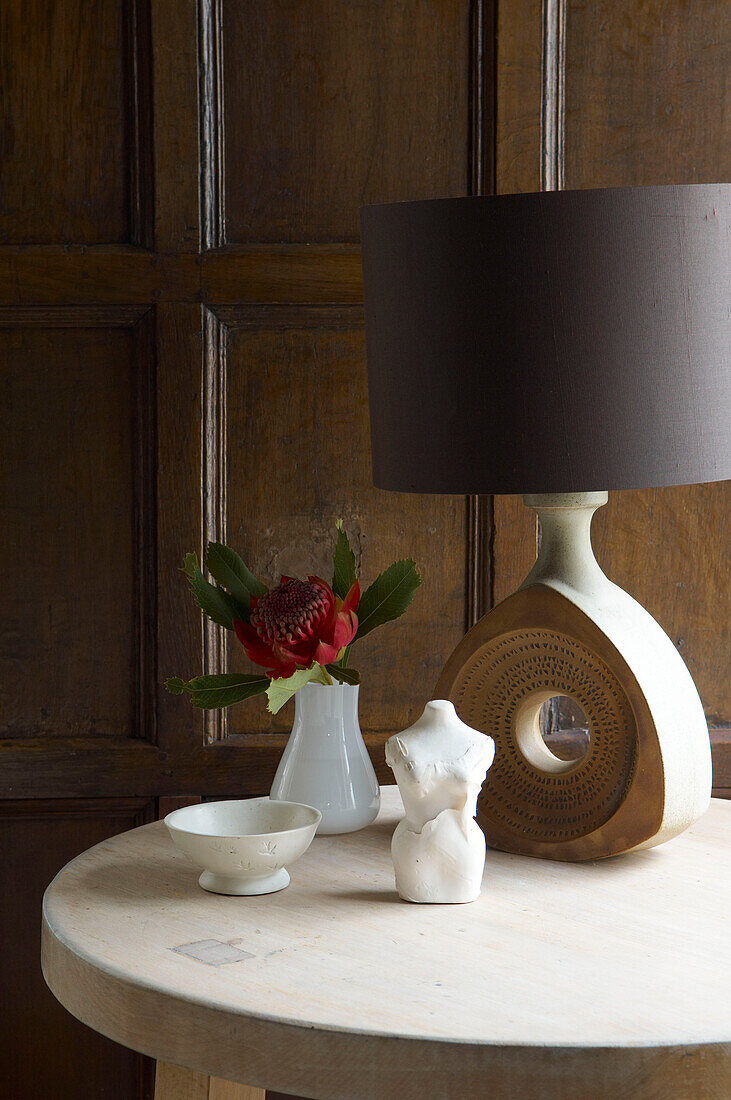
[208, 1076, 267, 1100]
[154, 1060, 266, 1100]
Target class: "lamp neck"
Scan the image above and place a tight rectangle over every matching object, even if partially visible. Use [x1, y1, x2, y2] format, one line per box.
[519, 492, 609, 596]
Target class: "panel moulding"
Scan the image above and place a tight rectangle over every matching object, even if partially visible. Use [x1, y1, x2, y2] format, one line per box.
[0, 305, 158, 747]
[126, 0, 155, 248]
[541, 0, 567, 192]
[202, 307, 228, 742]
[198, 0, 226, 249]
[200, 305, 364, 743]
[0, 797, 156, 825]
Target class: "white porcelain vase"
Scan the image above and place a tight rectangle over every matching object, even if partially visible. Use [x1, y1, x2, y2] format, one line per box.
[270, 682, 380, 835]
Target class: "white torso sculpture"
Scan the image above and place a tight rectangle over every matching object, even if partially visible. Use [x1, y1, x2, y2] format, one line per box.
[385, 700, 495, 903]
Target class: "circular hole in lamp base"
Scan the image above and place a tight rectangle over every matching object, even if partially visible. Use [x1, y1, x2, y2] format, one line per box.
[516, 692, 591, 773]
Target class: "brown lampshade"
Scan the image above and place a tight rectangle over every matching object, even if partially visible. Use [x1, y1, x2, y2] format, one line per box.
[361, 183, 730, 494]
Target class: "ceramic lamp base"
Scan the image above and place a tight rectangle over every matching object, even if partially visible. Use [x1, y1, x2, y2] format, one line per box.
[198, 867, 290, 896]
[436, 492, 712, 861]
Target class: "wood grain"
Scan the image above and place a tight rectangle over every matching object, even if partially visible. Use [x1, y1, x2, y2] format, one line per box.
[155, 1062, 208, 1100]
[565, 0, 731, 189]
[0, 0, 142, 245]
[0, 319, 143, 741]
[495, 0, 544, 194]
[42, 788, 731, 1098]
[202, 248, 364, 304]
[220, 0, 472, 243]
[0, 249, 200, 304]
[208, 1079, 265, 1100]
[0, 248, 366, 306]
[150, 0, 199, 250]
[154, 1062, 264, 1100]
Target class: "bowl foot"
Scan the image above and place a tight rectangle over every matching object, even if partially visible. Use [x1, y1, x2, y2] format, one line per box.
[198, 867, 290, 896]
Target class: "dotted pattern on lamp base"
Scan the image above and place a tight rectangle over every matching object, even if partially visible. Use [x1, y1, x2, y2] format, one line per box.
[452, 629, 638, 842]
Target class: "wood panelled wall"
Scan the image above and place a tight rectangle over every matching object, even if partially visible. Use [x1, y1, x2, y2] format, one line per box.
[0, 1, 728, 1097]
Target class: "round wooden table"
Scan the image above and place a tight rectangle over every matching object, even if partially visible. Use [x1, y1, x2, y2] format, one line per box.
[42, 787, 731, 1099]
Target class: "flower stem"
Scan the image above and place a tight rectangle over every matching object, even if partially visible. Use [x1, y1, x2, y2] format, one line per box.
[340, 645, 351, 669]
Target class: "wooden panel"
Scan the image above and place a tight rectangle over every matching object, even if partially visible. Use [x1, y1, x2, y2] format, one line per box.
[565, 0, 731, 188]
[0, 0, 152, 246]
[0, 248, 364, 307]
[495, 0, 544, 196]
[0, 310, 156, 741]
[0, 798, 155, 1098]
[208, 308, 467, 736]
[150, 0, 199, 250]
[217, 0, 472, 244]
[202, 248, 364, 305]
[0, 250, 201, 306]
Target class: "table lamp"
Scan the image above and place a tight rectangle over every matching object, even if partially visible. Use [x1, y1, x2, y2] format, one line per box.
[361, 183, 730, 861]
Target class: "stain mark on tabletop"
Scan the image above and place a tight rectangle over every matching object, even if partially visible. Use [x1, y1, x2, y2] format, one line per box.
[171, 939, 255, 966]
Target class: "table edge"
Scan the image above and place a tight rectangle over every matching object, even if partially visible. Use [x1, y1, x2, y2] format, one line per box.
[41, 913, 731, 1097]
[42, 898, 731, 1054]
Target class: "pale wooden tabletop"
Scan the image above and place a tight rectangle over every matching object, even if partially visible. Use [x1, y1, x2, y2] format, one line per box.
[42, 786, 731, 1099]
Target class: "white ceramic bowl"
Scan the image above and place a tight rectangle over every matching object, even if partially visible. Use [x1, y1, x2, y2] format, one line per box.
[164, 797, 321, 895]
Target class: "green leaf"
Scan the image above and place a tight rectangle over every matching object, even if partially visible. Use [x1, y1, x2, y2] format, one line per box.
[326, 663, 361, 686]
[166, 672, 269, 709]
[182, 553, 242, 629]
[205, 542, 267, 623]
[266, 664, 332, 715]
[354, 558, 421, 641]
[332, 518, 357, 600]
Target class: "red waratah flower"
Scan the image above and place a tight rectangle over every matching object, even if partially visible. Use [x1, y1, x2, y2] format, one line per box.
[233, 575, 360, 679]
